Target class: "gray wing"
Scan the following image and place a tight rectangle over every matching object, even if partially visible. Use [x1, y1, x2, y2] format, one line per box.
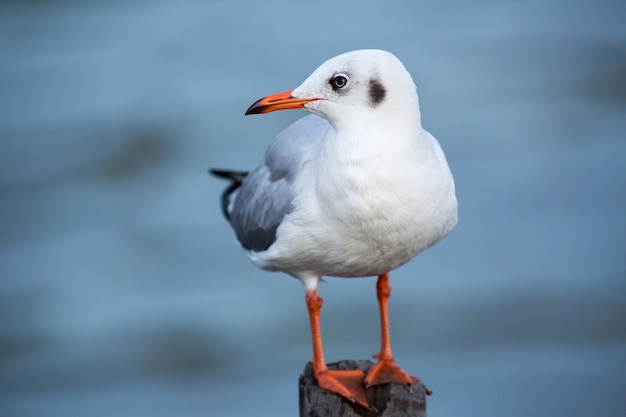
[229, 115, 330, 252]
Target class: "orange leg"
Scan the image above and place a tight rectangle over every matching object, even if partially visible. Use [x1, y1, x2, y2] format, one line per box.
[364, 273, 419, 390]
[306, 289, 371, 409]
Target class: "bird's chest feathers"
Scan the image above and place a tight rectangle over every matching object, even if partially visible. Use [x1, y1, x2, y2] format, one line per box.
[321, 170, 415, 239]
[314, 137, 422, 250]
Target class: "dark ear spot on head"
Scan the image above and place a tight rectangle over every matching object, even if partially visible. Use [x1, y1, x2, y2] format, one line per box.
[368, 78, 386, 107]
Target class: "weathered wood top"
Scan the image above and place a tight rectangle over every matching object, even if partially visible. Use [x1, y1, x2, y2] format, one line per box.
[299, 360, 428, 417]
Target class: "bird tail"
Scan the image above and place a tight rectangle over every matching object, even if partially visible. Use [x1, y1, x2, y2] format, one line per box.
[209, 169, 248, 221]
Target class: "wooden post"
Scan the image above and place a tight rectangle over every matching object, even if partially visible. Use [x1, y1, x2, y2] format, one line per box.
[299, 360, 428, 417]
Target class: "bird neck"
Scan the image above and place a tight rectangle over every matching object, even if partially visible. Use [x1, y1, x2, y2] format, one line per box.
[317, 121, 428, 193]
[329, 111, 423, 157]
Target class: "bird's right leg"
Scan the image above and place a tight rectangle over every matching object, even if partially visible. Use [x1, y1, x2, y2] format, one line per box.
[364, 273, 420, 391]
[305, 289, 371, 410]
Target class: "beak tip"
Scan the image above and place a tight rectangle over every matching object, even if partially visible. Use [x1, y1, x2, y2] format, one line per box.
[244, 98, 265, 115]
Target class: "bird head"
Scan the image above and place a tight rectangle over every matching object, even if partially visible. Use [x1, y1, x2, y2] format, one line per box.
[245, 49, 421, 130]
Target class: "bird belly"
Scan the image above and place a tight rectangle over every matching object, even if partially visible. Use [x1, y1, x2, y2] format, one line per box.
[249, 175, 456, 278]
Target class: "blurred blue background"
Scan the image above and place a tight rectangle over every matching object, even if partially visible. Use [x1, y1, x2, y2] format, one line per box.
[1, 1, 625, 416]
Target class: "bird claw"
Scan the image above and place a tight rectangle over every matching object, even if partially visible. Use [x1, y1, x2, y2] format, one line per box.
[364, 358, 418, 390]
[314, 369, 371, 410]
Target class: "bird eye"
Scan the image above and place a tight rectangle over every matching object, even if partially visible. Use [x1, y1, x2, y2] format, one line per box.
[331, 75, 348, 90]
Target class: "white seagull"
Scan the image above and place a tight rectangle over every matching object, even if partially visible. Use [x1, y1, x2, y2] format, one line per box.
[211, 49, 457, 409]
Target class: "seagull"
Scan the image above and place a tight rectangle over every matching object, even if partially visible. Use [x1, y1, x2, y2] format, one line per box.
[210, 49, 457, 409]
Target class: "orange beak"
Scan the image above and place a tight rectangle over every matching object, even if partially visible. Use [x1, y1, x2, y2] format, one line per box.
[245, 89, 319, 115]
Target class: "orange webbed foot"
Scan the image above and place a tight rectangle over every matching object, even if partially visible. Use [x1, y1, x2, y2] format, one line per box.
[363, 357, 418, 390]
[314, 368, 371, 410]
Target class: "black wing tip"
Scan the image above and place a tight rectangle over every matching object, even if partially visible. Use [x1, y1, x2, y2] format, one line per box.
[209, 168, 249, 222]
[209, 168, 248, 181]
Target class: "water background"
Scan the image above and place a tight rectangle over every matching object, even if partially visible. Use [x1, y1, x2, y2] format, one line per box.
[1, 1, 625, 416]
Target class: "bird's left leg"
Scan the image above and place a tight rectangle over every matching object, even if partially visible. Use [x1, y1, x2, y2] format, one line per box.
[364, 273, 421, 391]
[305, 289, 372, 409]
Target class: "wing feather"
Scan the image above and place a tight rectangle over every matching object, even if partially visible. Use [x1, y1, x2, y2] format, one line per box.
[228, 115, 329, 252]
